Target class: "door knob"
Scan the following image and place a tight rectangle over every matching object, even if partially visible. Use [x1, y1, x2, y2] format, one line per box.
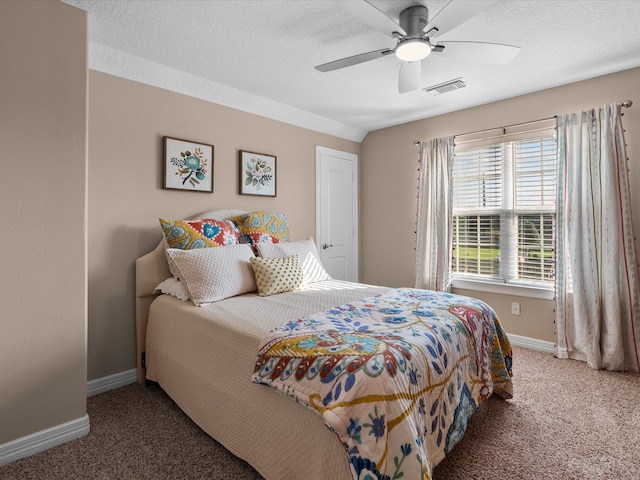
[322, 243, 333, 249]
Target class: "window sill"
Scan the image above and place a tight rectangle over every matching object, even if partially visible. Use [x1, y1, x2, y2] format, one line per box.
[451, 277, 555, 300]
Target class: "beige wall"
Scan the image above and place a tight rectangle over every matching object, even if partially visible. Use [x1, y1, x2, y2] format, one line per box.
[361, 67, 640, 343]
[0, 0, 87, 444]
[87, 71, 361, 379]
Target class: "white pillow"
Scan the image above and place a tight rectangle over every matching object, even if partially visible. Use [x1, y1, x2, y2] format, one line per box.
[154, 277, 190, 301]
[256, 237, 331, 285]
[166, 244, 256, 306]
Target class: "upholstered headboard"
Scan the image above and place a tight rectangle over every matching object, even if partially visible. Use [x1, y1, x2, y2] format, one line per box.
[135, 208, 248, 384]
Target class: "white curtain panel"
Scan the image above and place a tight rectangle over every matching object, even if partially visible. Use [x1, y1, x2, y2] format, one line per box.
[415, 136, 454, 291]
[556, 104, 640, 372]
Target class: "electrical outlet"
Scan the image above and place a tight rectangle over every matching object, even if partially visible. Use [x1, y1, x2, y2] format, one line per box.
[511, 302, 521, 316]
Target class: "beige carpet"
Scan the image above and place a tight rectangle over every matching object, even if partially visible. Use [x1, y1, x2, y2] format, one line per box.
[2, 346, 639, 479]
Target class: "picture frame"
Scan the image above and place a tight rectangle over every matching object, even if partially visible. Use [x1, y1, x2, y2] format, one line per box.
[239, 150, 277, 197]
[163, 136, 214, 193]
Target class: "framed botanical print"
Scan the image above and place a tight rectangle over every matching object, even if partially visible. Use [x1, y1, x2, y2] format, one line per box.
[163, 136, 214, 192]
[239, 150, 277, 197]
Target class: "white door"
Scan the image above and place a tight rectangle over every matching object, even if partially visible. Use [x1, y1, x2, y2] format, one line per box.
[315, 146, 358, 282]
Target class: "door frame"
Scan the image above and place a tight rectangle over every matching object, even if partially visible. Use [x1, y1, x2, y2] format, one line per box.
[315, 145, 358, 282]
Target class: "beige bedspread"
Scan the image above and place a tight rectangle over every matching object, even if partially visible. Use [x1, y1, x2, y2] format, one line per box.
[145, 280, 390, 480]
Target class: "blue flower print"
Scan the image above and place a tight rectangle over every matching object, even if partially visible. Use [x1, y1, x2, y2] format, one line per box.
[170, 147, 208, 187]
[184, 155, 200, 170]
[408, 367, 420, 386]
[363, 406, 386, 442]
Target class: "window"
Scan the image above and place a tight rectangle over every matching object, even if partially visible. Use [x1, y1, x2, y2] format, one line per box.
[451, 122, 557, 291]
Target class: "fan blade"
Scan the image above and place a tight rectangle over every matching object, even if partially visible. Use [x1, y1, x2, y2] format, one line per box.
[435, 41, 520, 64]
[339, 0, 406, 37]
[398, 61, 421, 93]
[315, 48, 393, 72]
[425, 0, 497, 38]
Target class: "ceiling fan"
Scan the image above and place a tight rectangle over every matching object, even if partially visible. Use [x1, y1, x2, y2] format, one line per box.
[315, 0, 521, 93]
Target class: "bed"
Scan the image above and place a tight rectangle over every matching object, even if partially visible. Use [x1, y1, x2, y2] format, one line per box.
[135, 208, 513, 480]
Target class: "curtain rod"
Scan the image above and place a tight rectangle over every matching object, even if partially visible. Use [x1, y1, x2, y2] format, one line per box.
[413, 99, 633, 146]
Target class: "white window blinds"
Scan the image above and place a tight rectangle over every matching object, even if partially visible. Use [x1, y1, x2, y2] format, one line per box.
[452, 119, 557, 285]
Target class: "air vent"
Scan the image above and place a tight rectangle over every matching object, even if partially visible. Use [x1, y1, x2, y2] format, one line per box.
[423, 78, 466, 96]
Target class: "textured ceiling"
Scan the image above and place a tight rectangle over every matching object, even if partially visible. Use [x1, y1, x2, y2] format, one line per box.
[63, 0, 640, 140]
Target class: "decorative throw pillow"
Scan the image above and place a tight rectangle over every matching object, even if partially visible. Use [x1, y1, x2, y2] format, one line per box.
[154, 277, 190, 301]
[232, 211, 290, 245]
[166, 244, 256, 306]
[257, 238, 331, 285]
[249, 255, 304, 297]
[159, 218, 240, 249]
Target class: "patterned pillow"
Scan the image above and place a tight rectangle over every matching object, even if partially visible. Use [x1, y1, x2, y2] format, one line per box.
[166, 244, 256, 306]
[159, 218, 240, 249]
[249, 255, 304, 297]
[256, 238, 331, 285]
[232, 211, 290, 246]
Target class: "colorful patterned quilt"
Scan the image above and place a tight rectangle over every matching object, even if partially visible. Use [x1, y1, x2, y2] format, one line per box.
[252, 288, 513, 480]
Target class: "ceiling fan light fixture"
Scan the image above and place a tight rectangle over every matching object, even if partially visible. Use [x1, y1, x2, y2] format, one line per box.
[395, 40, 431, 62]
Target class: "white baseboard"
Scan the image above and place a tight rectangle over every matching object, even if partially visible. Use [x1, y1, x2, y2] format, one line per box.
[0, 415, 89, 467]
[508, 333, 556, 353]
[0, 370, 137, 467]
[0, 370, 136, 468]
[86, 368, 137, 397]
